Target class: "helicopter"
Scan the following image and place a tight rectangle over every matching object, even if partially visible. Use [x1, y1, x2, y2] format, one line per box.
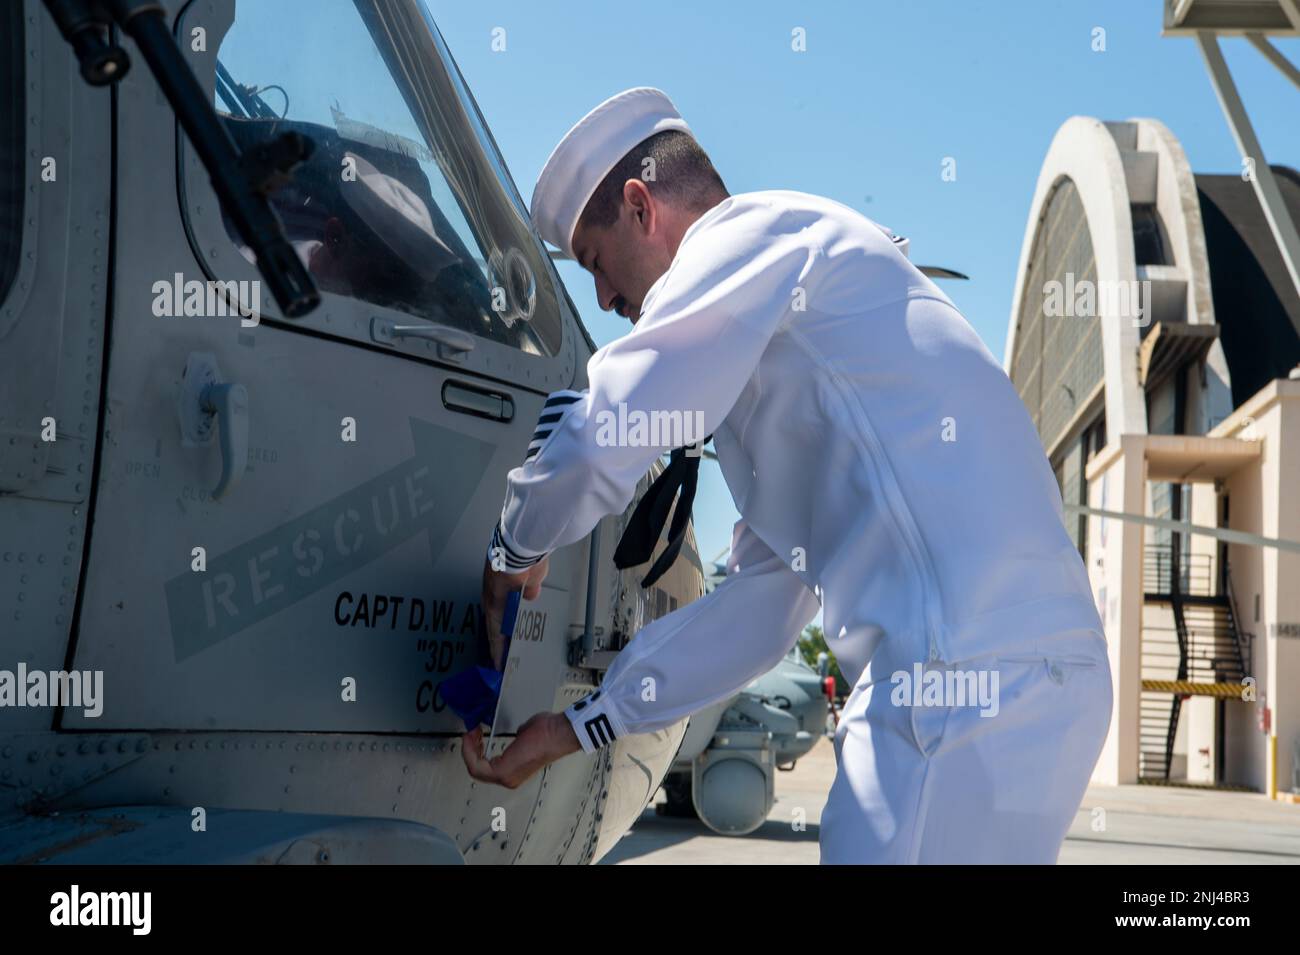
[0, 0, 712, 865]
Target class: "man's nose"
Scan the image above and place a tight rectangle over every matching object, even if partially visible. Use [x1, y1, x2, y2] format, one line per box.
[594, 272, 619, 312]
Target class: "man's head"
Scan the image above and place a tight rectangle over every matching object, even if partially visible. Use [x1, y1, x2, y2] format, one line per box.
[529, 88, 728, 322]
[571, 130, 727, 320]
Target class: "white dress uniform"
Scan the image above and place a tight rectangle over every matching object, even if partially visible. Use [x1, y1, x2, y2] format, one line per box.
[489, 89, 1113, 864]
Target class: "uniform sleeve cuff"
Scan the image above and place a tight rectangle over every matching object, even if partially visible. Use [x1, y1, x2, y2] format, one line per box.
[564, 688, 625, 753]
[488, 518, 548, 573]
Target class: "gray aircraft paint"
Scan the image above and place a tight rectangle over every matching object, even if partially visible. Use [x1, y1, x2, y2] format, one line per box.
[164, 417, 493, 660]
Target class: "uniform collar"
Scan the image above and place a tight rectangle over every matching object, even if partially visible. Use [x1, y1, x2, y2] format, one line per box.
[636, 195, 734, 318]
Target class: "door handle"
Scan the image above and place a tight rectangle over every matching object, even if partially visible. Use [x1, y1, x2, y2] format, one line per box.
[178, 352, 248, 500]
[371, 316, 475, 360]
[441, 381, 513, 422]
[201, 382, 248, 500]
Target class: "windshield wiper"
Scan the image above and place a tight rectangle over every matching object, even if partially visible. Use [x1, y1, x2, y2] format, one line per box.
[216, 59, 282, 121]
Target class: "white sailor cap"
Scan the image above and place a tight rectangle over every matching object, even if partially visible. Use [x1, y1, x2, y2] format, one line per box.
[530, 87, 693, 260]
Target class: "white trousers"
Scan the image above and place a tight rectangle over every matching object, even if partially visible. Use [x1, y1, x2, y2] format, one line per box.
[819, 628, 1113, 864]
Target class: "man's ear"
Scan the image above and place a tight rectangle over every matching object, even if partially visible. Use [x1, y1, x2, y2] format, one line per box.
[622, 178, 656, 236]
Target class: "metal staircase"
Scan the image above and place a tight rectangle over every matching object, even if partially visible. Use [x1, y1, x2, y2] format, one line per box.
[1139, 545, 1252, 783]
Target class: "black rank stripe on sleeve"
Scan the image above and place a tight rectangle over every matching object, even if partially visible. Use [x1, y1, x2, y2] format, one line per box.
[489, 519, 546, 572]
[524, 389, 585, 462]
[570, 690, 617, 749]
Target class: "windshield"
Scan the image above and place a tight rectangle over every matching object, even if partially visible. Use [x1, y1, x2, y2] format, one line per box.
[209, 0, 562, 356]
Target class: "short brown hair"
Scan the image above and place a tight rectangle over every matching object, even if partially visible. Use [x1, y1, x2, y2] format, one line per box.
[578, 129, 728, 232]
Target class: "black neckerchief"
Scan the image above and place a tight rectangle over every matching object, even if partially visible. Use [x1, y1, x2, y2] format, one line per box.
[613, 437, 711, 587]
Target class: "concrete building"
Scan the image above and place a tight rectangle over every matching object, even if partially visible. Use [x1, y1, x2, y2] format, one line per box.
[1004, 116, 1300, 796]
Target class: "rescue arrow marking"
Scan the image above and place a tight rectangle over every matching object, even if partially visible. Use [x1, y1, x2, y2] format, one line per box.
[164, 417, 496, 661]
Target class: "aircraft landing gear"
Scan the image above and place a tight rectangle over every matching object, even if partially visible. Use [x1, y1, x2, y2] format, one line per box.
[655, 773, 698, 819]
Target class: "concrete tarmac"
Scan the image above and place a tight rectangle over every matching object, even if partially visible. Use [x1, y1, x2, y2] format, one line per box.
[601, 736, 1300, 864]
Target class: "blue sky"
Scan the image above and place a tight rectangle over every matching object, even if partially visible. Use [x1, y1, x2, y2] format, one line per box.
[429, 0, 1300, 571]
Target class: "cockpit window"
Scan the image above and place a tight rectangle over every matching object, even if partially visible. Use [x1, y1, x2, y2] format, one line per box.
[210, 0, 560, 356]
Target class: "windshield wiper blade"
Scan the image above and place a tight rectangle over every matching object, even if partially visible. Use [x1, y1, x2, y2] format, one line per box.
[216, 59, 278, 120]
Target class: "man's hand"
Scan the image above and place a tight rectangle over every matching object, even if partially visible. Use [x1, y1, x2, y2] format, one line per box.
[481, 554, 549, 670]
[461, 711, 582, 787]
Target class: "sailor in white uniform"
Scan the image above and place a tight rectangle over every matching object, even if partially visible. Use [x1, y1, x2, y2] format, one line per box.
[462, 87, 1113, 864]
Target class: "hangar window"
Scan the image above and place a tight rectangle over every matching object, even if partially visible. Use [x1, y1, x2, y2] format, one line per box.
[0, 2, 22, 309]
[207, 0, 561, 356]
[1009, 178, 1104, 454]
[1131, 204, 1172, 266]
[1011, 178, 1108, 557]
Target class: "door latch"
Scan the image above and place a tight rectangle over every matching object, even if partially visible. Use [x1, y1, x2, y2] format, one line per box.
[177, 352, 248, 501]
